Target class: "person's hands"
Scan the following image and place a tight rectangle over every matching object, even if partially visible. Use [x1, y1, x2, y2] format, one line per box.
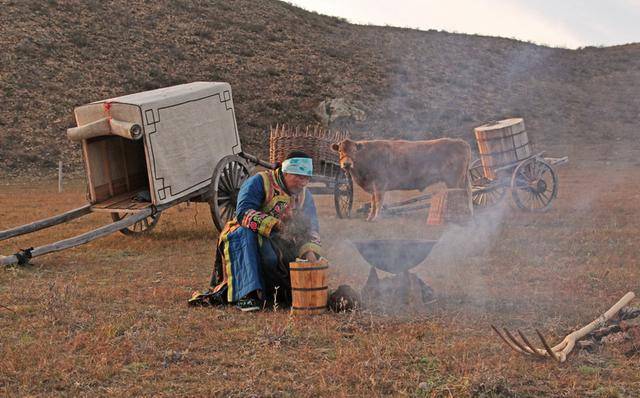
[274, 207, 292, 233]
[302, 251, 318, 262]
[280, 206, 293, 223]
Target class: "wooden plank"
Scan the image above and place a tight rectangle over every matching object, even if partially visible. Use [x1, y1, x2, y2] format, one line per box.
[119, 138, 131, 192]
[545, 156, 569, 167]
[107, 138, 127, 196]
[141, 132, 157, 205]
[493, 151, 545, 173]
[91, 189, 153, 212]
[106, 196, 139, 209]
[91, 201, 151, 212]
[94, 184, 111, 200]
[81, 140, 96, 202]
[91, 191, 141, 209]
[0, 204, 92, 241]
[385, 203, 431, 215]
[307, 186, 334, 195]
[384, 193, 433, 209]
[103, 140, 114, 196]
[1, 209, 153, 266]
[90, 207, 147, 214]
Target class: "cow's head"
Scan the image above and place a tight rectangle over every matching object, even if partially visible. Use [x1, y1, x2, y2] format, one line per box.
[331, 139, 363, 170]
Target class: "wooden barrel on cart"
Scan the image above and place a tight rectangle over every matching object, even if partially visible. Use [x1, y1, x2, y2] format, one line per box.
[290, 260, 329, 315]
[474, 118, 531, 179]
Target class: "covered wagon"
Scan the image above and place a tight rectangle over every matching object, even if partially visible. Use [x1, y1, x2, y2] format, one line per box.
[1, 82, 275, 265]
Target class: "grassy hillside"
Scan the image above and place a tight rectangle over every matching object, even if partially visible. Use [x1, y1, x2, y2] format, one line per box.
[1, 0, 639, 177]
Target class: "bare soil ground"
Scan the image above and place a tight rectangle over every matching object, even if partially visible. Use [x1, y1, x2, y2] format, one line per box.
[1, 143, 639, 397]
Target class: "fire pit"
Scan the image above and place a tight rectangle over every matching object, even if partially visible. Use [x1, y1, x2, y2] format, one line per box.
[351, 239, 438, 312]
[351, 239, 438, 274]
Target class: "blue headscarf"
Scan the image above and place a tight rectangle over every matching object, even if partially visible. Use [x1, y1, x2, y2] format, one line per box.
[281, 157, 313, 177]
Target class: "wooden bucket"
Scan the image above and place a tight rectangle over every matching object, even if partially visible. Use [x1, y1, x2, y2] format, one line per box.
[289, 260, 328, 315]
[474, 118, 531, 179]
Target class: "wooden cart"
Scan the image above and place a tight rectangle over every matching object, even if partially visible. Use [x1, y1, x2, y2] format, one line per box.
[350, 118, 568, 217]
[469, 118, 568, 211]
[0, 82, 276, 266]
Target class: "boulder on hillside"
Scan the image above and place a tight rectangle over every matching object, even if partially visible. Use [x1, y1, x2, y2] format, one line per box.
[314, 98, 366, 128]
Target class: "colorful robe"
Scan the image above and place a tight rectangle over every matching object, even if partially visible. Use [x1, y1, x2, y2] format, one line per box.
[210, 168, 321, 303]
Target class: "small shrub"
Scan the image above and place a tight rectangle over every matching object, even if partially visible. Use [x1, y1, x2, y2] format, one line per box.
[265, 67, 280, 77]
[325, 47, 349, 60]
[578, 365, 599, 375]
[195, 29, 213, 40]
[233, 46, 255, 57]
[243, 23, 265, 34]
[69, 31, 89, 48]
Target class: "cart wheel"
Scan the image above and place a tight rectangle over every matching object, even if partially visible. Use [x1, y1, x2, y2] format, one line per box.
[334, 169, 354, 219]
[111, 211, 161, 235]
[209, 155, 251, 232]
[510, 158, 558, 212]
[469, 162, 505, 209]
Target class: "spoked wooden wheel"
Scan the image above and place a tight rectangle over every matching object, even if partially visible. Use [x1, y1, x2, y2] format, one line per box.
[469, 160, 506, 209]
[209, 155, 251, 232]
[510, 158, 558, 212]
[334, 169, 354, 219]
[111, 211, 161, 236]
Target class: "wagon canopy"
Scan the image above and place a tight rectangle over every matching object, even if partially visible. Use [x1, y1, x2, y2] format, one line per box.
[70, 82, 242, 206]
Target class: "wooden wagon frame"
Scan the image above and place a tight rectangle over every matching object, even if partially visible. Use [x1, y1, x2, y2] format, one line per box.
[1, 83, 355, 266]
[469, 118, 568, 212]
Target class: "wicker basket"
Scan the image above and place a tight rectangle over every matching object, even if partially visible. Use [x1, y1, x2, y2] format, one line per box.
[269, 124, 350, 170]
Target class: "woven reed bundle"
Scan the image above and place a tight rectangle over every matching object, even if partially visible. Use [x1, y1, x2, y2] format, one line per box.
[269, 124, 350, 169]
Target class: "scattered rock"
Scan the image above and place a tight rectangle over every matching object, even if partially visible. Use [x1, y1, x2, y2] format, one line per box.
[578, 339, 597, 351]
[328, 284, 361, 312]
[620, 317, 640, 331]
[162, 349, 187, 367]
[314, 98, 366, 128]
[601, 332, 628, 345]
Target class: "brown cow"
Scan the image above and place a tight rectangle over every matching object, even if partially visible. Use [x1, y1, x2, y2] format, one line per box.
[331, 138, 472, 221]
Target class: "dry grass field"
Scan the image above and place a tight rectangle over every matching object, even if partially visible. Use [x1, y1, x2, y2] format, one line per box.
[1, 143, 639, 397]
[2, 1, 639, 396]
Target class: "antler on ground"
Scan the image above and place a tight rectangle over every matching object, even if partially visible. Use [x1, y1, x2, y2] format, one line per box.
[492, 291, 636, 362]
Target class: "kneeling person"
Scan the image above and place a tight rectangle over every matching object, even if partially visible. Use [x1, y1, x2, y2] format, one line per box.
[209, 151, 321, 312]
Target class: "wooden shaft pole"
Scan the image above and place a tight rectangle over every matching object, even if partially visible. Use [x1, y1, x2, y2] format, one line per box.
[384, 193, 434, 209]
[1, 209, 153, 266]
[239, 152, 278, 169]
[0, 204, 92, 241]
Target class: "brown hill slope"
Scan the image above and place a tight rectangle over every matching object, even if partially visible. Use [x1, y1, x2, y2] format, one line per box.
[1, 0, 639, 178]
